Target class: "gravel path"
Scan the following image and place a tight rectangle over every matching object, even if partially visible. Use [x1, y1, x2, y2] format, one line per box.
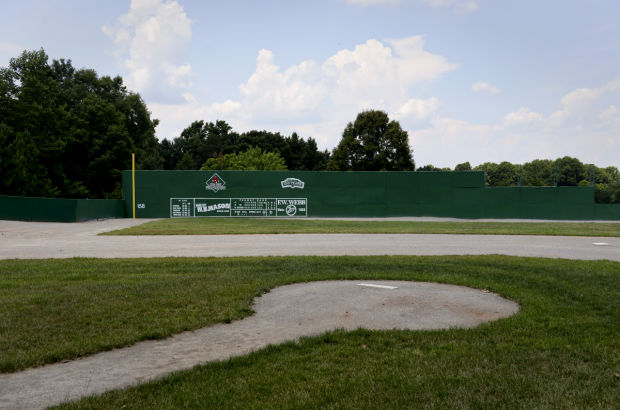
[0, 280, 518, 410]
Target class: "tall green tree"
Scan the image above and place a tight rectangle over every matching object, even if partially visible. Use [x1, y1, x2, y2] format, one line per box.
[474, 161, 519, 186]
[492, 161, 519, 186]
[521, 159, 554, 186]
[327, 110, 414, 171]
[454, 162, 471, 171]
[554, 156, 585, 186]
[0, 49, 160, 198]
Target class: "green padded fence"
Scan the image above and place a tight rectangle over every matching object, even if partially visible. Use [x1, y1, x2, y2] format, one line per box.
[0, 195, 125, 222]
[4, 171, 616, 222]
[121, 170, 620, 220]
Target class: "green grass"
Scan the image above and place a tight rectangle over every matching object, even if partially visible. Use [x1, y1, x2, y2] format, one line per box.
[102, 218, 620, 237]
[1, 256, 619, 408]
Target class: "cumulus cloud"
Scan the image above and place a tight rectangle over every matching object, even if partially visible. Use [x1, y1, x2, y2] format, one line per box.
[551, 76, 620, 126]
[323, 37, 456, 111]
[503, 107, 543, 127]
[346, 0, 480, 12]
[410, 115, 498, 167]
[346, 0, 401, 5]
[102, 0, 193, 102]
[421, 0, 479, 12]
[471, 81, 500, 94]
[150, 36, 455, 147]
[411, 77, 620, 168]
[599, 105, 618, 123]
[227, 36, 455, 131]
[238, 49, 327, 119]
[394, 98, 440, 121]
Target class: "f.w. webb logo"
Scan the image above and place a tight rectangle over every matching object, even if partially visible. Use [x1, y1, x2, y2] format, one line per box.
[281, 178, 305, 189]
[205, 173, 226, 193]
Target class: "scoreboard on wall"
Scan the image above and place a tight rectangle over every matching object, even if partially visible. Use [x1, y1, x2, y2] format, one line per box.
[170, 198, 307, 218]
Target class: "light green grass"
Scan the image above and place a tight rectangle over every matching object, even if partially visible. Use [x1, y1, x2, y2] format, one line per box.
[102, 218, 620, 236]
[1, 256, 618, 408]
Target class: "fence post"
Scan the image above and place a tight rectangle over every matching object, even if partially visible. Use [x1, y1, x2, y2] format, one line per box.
[132, 153, 136, 219]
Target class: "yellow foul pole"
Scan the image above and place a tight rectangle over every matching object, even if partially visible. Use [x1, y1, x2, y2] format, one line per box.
[132, 153, 136, 219]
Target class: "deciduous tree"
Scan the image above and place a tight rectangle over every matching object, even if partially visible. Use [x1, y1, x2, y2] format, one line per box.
[327, 110, 414, 171]
[200, 147, 287, 171]
[0, 49, 160, 198]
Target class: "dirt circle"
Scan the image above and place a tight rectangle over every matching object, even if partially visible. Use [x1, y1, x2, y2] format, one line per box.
[0, 280, 519, 410]
[252, 280, 519, 333]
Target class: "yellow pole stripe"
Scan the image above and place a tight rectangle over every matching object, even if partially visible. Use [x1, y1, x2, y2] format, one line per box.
[132, 153, 136, 219]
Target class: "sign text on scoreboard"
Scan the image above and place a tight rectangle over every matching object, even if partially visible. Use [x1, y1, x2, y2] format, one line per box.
[170, 198, 194, 217]
[170, 198, 307, 217]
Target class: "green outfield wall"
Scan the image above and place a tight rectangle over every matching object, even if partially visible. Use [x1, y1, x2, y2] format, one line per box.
[0, 195, 125, 222]
[121, 170, 620, 220]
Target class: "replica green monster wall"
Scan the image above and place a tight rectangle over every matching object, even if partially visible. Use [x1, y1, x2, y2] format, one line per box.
[0, 195, 125, 222]
[122, 170, 620, 220]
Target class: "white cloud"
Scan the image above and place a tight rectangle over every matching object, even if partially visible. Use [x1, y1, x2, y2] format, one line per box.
[322, 37, 456, 112]
[210, 100, 243, 115]
[394, 97, 440, 121]
[471, 81, 500, 94]
[503, 107, 543, 126]
[346, 0, 401, 5]
[422, 0, 480, 13]
[599, 105, 618, 122]
[411, 116, 497, 167]
[411, 77, 620, 168]
[149, 36, 455, 149]
[227, 36, 454, 133]
[238, 49, 327, 119]
[421, 0, 479, 13]
[164, 63, 193, 88]
[551, 76, 620, 126]
[597, 105, 620, 130]
[102, 0, 193, 102]
[0, 42, 24, 66]
[346, 0, 480, 12]
[0, 42, 23, 55]
[150, 69, 620, 169]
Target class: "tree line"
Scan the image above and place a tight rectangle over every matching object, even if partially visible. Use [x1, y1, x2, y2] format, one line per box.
[1, 49, 618, 203]
[159, 120, 329, 171]
[417, 158, 620, 203]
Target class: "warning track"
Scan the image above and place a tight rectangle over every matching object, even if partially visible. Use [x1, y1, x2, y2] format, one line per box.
[0, 219, 619, 261]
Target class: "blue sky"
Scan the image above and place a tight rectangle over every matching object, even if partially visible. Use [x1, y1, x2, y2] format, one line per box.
[1, 0, 619, 168]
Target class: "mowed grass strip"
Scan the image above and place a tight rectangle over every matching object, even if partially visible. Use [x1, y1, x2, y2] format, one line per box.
[1, 256, 619, 408]
[102, 217, 620, 237]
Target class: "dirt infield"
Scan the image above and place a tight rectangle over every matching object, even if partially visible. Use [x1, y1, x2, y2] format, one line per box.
[0, 280, 518, 410]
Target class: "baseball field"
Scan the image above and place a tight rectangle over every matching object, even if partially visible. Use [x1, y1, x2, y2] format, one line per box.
[0, 218, 618, 409]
